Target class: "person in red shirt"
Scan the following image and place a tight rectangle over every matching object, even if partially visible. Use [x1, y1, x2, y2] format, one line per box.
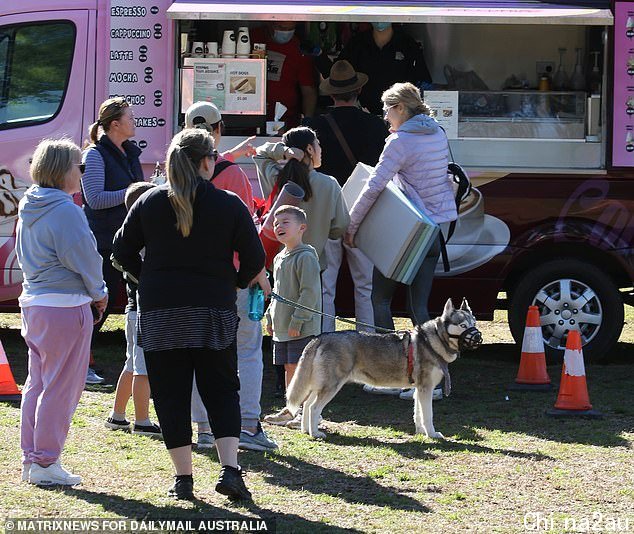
[251, 22, 317, 130]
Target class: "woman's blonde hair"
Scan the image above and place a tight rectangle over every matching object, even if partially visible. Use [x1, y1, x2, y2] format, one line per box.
[30, 138, 81, 190]
[166, 128, 214, 237]
[88, 97, 130, 144]
[382, 82, 431, 119]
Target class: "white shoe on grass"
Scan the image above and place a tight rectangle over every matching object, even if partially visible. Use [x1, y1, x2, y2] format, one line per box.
[29, 462, 81, 486]
[398, 387, 444, 401]
[362, 385, 402, 396]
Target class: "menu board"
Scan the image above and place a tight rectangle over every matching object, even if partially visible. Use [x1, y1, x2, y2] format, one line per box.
[192, 58, 266, 115]
[423, 91, 459, 139]
[613, 1, 634, 167]
[108, 0, 174, 164]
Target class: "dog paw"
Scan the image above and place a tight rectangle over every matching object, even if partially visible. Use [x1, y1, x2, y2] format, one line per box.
[427, 431, 445, 439]
[310, 430, 326, 439]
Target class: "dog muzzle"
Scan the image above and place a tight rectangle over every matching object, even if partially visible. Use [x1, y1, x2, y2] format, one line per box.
[450, 327, 482, 352]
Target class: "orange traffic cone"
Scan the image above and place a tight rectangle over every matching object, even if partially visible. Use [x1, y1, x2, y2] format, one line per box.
[508, 306, 552, 391]
[546, 330, 602, 418]
[0, 340, 21, 403]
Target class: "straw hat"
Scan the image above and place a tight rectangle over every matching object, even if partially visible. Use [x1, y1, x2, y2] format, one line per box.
[320, 60, 368, 95]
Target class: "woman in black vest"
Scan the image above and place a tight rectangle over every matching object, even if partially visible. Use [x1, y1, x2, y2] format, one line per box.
[82, 98, 143, 382]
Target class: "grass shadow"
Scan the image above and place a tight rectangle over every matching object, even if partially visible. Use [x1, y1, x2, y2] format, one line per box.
[241, 453, 430, 513]
[323, 432, 554, 462]
[57, 486, 360, 533]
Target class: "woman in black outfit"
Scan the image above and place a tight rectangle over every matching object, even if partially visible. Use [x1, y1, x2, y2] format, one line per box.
[112, 128, 264, 501]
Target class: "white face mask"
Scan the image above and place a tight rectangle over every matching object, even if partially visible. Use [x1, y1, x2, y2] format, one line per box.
[272, 29, 295, 44]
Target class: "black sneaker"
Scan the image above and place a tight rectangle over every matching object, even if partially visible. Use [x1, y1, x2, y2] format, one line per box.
[167, 474, 194, 501]
[215, 465, 252, 501]
[104, 417, 130, 431]
[133, 423, 162, 438]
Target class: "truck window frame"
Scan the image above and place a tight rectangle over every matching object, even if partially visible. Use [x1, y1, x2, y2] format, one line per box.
[0, 19, 76, 131]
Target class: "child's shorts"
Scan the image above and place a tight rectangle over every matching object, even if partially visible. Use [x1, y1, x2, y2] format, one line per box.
[123, 311, 147, 376]
[273, 336, 315, 365]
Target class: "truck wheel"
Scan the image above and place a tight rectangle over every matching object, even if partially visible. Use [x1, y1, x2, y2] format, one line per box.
[509, 259, 624, 363]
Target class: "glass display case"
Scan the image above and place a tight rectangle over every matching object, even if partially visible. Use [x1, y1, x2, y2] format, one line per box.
[458, 91, 587, 140]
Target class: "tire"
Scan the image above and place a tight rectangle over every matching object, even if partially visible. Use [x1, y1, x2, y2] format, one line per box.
[508, 259, 624, 363]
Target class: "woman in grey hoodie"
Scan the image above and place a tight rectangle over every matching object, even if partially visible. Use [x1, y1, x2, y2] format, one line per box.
[16, 139, 108, 487]
[345, 82, 457, 330]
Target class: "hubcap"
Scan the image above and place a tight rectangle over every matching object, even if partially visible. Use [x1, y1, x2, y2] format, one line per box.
[531, 278, 602, 350]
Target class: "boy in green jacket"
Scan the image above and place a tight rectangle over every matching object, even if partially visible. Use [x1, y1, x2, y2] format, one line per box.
[264, 205, 321, 428]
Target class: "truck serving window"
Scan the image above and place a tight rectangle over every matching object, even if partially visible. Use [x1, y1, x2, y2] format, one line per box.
[0, 21, 75, 130]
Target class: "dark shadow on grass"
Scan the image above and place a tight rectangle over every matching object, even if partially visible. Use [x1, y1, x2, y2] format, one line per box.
[57, 487, 360, 533]
[240, 453, 430, 513]
[323, 431, 553, 461]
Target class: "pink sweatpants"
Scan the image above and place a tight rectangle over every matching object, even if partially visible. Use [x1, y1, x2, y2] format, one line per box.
[20, 304, 92, 467]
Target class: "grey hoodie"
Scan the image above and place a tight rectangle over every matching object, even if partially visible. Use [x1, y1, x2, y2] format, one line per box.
[16, 185, 107, 302]
[265, 243, 321, 342]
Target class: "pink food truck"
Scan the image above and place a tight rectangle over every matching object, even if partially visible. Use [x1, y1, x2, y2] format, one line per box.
[0, 0, 632, 362]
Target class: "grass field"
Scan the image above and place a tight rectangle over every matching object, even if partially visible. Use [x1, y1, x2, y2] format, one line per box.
[0, 308, 633, 533]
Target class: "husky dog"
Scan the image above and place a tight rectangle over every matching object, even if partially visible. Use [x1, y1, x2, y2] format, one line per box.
[286, 298, 482, 439]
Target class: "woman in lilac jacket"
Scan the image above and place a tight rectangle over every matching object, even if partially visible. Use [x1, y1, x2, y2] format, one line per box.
[345, 82, 457, 330]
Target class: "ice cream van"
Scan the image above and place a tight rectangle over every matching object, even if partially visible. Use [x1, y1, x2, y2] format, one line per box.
[0, 0, 632, 362]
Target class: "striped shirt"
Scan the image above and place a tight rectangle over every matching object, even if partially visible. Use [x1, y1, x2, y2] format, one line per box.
[81, 149, 128, 210]
[138, 306, 239, 352]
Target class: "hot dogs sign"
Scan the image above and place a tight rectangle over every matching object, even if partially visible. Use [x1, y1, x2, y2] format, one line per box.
[192, 58, 266, 115]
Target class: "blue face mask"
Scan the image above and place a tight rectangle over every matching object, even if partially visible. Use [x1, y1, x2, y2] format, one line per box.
[272, 29, 295, 44]
[372, 22, 391, 32]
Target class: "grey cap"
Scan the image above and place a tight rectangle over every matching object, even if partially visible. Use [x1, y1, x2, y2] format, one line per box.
[185, 101, 222, 129]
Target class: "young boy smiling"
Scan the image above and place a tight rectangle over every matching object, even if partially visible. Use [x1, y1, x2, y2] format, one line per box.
[263, 205, 321, 428]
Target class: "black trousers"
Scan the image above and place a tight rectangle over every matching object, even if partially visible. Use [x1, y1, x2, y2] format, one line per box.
[144, 344, 241, 449]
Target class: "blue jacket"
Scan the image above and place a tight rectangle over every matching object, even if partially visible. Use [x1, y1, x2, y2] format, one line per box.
[16, 185, 108, 301]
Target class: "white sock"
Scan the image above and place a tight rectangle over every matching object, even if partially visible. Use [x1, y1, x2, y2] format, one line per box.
[110, 411, 126, 421]
[135, 418, 151, 426]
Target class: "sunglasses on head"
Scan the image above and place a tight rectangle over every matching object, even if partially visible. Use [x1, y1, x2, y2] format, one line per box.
[208, 150, 219, 162]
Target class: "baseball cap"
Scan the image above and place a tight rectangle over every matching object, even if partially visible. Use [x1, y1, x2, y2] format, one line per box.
[185, 101, 222, 129]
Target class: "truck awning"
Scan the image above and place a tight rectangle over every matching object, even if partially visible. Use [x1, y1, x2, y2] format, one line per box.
[167, 1, 613, 25]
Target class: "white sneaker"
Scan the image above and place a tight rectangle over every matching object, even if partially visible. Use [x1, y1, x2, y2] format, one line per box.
[22, 463, 31, 482]
[362, 385, 402, 396]
[398, 387, 444, 401]
[29, 462, 82, 486]
[263, 407, 294, 426]
[86, 368, 105, 385]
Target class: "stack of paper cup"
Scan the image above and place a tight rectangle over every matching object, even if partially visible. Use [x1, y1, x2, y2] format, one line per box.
[236, 27, 251, 58]
[205, 42, 218, 58]
[191, 41, 205, 57]
[221, 30, 236, 58]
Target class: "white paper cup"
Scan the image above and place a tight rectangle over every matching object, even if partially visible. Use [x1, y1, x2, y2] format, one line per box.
[191, 41, 205, 57]
[221, 30, 236, 57]
[205, 42, 218, 57]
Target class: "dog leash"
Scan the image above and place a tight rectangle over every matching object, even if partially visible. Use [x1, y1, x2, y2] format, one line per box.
[269, 291, 396, 334]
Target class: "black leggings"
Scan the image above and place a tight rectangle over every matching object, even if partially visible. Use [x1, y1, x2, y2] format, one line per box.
[144, 345, 241, 449]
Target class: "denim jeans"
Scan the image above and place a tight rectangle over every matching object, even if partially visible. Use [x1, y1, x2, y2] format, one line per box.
[371, 234, 442, 331]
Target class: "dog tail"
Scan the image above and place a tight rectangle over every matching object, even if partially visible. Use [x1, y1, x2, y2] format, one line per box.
[286, 336, 320, 415]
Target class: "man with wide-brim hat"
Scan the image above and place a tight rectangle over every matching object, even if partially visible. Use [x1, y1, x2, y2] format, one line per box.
[319, 59, 369, 96]
[304, 60, 389, 336]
